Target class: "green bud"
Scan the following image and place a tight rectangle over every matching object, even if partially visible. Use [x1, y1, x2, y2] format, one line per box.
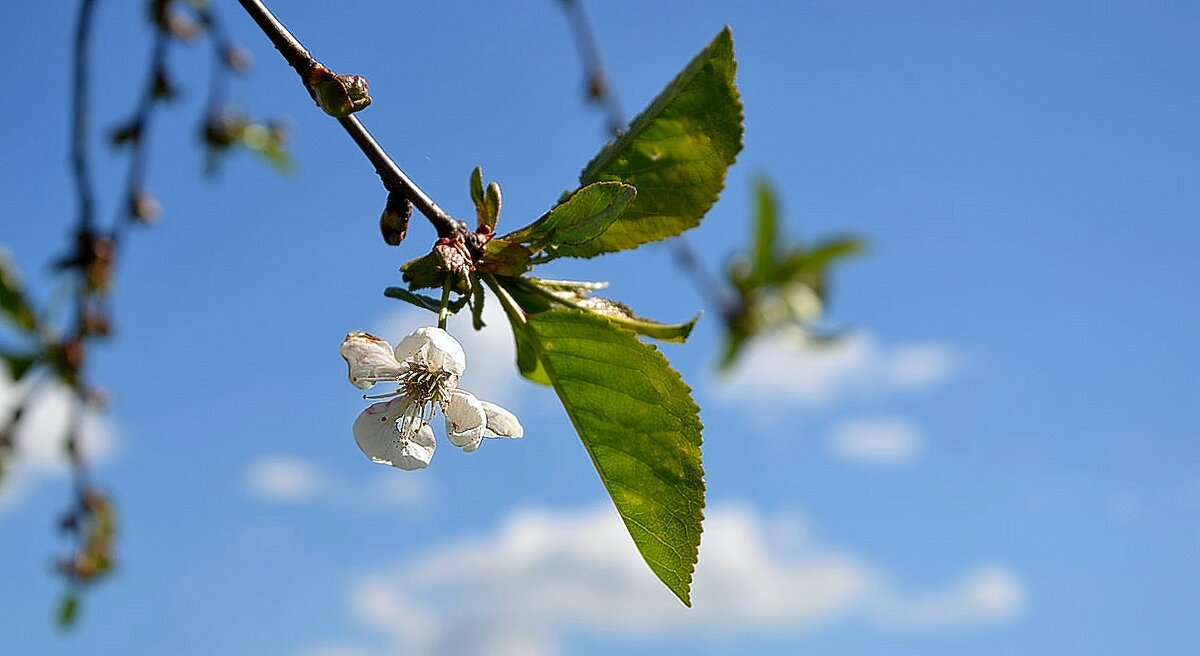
[309, 66, 372, 118]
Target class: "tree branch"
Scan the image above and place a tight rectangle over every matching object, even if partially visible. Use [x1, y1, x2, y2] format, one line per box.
[235, 0, 466, 238]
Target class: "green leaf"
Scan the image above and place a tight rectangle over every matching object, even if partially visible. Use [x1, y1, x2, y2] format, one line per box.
[1, 351, 39, 381]
[384, 287, 468, 314]
[777, 237, 866, 282]
[478, 239, 532, 277]
[507, 277, 698, 344]
[506, 182, 635, 252]
[56, 592, 79, 630]
[470, 276, 486, 330]
[491, 280, 551, 386]
[0, 254, 37, 332]
[469, 166, 485, 218]
[383, 287, 442, 313]
[400, 252, 444, 291]
[557, 27, 743, 258]
[751, 177, 779, 281]
[524, 309, 705, 605]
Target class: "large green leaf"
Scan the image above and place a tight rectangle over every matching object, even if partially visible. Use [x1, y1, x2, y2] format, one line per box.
[525, 309, 705, 605]
[556, 27, 743, 258]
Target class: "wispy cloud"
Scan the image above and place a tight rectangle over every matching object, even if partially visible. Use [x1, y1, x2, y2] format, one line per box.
[0, 373, 114, 512]
[875, 565, 1024, 629]
[828, 417, 923, 466]
[245, 456, 325, 502]
[719, 332, 959, 406]
[325, 503, 1022, 655]
[244, 455, 428, 508]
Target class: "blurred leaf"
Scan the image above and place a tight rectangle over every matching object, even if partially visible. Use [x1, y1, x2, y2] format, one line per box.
[0, 254, 37, 332]
[523, 309, 704, 605]
[751, 177, 779, 281]
[555, 28, 743, 258]
[776, 237, 866, 282]
[506, 182, 635, 252]
[0, 350, 39, 381]
[56, 592, 79, 630]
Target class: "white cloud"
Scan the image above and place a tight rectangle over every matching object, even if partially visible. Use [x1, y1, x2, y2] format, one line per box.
[875, 565, 1025, 629]
[243, 455, 428, 508]
[828, 418, 923, 466]
[333, 503, 1022, 655]
[719, 332, 959, 406]
[0, 373, 114, 512]
[888, 343, 958, 388]
[372, 300, 524, 410]
[246, 456, 324, 502]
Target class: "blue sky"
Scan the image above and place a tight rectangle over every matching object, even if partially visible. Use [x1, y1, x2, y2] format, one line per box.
[2, 1, 1198, 654]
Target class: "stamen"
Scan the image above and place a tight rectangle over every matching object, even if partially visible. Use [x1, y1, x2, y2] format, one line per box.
[363, 389, 403, 400]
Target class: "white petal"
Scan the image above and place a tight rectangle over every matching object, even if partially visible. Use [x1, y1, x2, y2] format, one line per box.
[340, 331, 406, 390]
[442, 389, 486, 452]
[352, 397, 436, 470]
[394, 326, 466, 377]
[480, 401, 523, 439]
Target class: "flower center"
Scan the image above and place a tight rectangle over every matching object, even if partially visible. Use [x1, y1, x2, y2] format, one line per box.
[399, 368, 453, 418]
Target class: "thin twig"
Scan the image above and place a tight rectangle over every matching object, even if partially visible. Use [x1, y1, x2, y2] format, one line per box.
[559, 0, 736, 319]
[70, 0, 99, 233]
[235, 0, 465, 238]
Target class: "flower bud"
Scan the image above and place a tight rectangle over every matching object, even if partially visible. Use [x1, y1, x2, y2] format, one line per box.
[308, 66, 372, 118]
[379, 192, 412, 246]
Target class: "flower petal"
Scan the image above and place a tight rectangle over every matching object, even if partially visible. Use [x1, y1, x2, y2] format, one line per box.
[394, 326, 466, 377]
[442, 389, 486, 452]
[352, 397, 436, 470]
[480, 401, 523, 439]
[340, 331, 406, 389]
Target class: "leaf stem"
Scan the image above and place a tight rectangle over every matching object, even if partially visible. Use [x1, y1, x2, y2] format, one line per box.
[235, 0, 466, 238]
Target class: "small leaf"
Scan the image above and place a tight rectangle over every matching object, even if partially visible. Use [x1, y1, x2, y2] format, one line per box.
[484, 182, 503, 229]
[384, 287, 467, 314]
[469, 166, 485, 212]
[470, 277, 486, 330]
[1, 351, 39, 381]
[751, 178, 779, 281]
[506, 182, 635, 253]
[384, 288, 443, 313]
[0, 254, 37, 332]
[491, 281, 551, 386]
[510, 277, 697, 343]
[477, 239, 532, 277]
[400, 252, 445, 291]
[56, 592, 79, 629]
[777, 237, 866, 282]
[524, 310, 705, 605]
[557, 28, 743, 258]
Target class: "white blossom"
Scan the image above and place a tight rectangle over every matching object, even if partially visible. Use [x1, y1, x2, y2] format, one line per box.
[340, 326, 522, 468]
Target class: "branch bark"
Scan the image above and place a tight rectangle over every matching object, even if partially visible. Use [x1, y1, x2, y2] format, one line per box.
[236, 0, 466, 238]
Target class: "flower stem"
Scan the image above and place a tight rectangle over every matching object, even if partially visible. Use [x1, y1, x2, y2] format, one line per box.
[437, 277, 452, 329]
